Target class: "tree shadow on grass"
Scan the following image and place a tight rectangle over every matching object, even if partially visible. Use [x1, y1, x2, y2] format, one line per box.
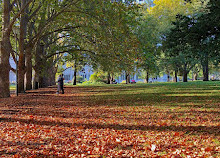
[2, 90, 220, 109]
[1, 117, 220, 136]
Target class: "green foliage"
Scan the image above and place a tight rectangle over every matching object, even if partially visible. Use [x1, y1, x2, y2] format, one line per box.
[148, 0, 209, 34]
[135, 7, 161, 79]
[161, 0, 219, 80]
[82, 80, 106, 85]
[89, 71, 108, 83]
[89, 73, 98, 83]
[120, 80, 126, 84]
[75, 76, 84, 83]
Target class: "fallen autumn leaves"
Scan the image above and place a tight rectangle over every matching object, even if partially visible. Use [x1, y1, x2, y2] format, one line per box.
[0, 82, 220, 157]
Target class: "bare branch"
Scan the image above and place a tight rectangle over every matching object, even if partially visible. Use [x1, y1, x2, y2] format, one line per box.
[10, 51, 17, 64]
[10, 67, 16, 73]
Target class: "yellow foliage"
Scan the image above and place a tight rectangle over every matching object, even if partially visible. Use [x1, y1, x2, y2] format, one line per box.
[147, 0, 209, 32]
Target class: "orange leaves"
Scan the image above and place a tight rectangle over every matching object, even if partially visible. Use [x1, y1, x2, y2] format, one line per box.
[204, 147, 213, 152]
[29, 115, 34, 119]
[174, 132, 180, 136]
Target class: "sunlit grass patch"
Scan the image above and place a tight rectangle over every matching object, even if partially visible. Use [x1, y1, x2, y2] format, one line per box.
[79, 81, 219, 109]
[10, 84, 16, 90]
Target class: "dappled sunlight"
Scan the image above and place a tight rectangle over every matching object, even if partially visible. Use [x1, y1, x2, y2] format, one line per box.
[164, 93, 219, 97]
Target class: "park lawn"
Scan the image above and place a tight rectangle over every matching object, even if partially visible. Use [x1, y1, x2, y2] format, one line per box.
[0, 81, 220, 157]
[10, 84, 16, 91]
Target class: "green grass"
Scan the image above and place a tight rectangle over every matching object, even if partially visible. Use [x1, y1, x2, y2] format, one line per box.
[72, 81, 220, 109]
[10, 84, 16, 91]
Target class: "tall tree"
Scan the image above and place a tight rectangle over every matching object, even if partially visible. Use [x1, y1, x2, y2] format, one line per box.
[0, 0, 11, 98]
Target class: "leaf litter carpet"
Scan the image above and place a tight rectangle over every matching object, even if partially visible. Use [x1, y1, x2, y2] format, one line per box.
[0, 86, 220, 157]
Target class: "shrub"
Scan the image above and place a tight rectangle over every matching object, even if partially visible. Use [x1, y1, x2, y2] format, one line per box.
[89, 73, 107, 84]
[120, 80, 126, 84]
[89, 73, 98, 82]
[76, 76, 84, 83]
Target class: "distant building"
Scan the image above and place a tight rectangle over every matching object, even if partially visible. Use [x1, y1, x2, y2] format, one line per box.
[9, 57, 16, 83]
[62, 65, 179, 83]
[62, 65, 94, 82]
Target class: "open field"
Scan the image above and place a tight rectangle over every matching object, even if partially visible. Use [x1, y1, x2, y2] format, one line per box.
[0, 81, 220, 157]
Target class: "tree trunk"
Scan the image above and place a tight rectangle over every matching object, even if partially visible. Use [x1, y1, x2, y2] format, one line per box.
[183, 72, 188, 82]
[25, 46, 32, 90]
[46, 59, 56, 86]
[110, 74, 114, 84]
[33, 69, 39, 89]
[18, 53, 25, 92]
[167, 71, 170, 82]
[33, 42, 43, 89]
[202, 56, 209, 81]
[126, 72, 130, 84]
[173, 70, 178, 82]
[39, 76, 48, 88]
[0, 0, 11, 98]
[48, 66, 56, 86]
[73, 64, 77, 85]
[182, 63, 188, 82]
[145, 71, 149, 83]
[193, 73, 198, 81]
[51, 71, 56, 85]
[107, 73, 111, 84]
[18, 0, 28, 93]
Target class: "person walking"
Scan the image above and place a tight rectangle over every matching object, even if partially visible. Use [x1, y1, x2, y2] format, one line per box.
[57, 75, 62, 94]
[60, 74, 64, 94]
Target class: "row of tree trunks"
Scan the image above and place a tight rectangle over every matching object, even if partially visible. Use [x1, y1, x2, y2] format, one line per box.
[0, 0, 67, 98]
